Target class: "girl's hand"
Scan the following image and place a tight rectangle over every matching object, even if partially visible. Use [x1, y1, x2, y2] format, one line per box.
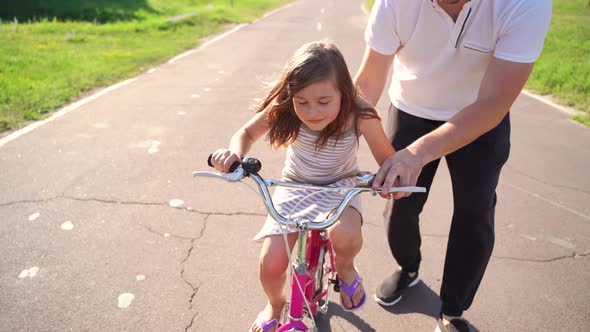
[210, 149, 241, 173]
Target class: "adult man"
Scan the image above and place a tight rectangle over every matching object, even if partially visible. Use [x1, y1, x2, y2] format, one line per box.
[354, 0, 551, 331]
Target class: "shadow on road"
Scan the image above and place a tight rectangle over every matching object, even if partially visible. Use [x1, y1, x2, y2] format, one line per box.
[314, 303, 377, 332]
[311, 281, 442, 331]
[381, 281, 481, 332]
[385, 280, 441, 318]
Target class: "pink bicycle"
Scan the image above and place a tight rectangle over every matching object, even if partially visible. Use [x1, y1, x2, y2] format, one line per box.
[193, 157, 425, 332]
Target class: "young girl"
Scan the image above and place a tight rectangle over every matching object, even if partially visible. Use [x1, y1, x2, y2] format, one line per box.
[210, 40, 394, 332]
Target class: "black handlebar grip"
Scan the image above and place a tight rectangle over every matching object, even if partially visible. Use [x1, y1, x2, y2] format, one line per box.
[207, 154, 241, 172]
[228, 161, 241, 172]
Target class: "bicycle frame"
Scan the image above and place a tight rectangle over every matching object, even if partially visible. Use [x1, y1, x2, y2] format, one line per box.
[194, 157, 426, 332]
[277, 226, 336, 332]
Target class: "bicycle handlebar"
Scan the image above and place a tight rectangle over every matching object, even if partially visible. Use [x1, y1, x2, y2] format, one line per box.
[194, 157, 426, 230]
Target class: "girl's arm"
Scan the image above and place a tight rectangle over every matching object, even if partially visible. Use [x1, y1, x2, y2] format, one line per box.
[358, 116, 395, 166]
[211, 109, 269, 173]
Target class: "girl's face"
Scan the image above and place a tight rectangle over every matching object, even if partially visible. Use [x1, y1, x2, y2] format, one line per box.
[292, 79, 342, 131]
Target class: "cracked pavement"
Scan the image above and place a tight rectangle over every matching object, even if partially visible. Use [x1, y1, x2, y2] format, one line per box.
[1, 0, 589, 331]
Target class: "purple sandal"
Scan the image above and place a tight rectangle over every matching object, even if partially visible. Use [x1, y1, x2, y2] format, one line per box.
[250, 311, 278, 332]
[339, 273, 367, 312]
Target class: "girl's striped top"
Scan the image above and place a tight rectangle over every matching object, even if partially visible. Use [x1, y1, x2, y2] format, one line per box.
[253, 123, 363, 240]
[281, 123, 360, 185]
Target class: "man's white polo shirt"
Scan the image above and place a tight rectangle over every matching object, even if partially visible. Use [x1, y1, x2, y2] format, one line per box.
[365, 0, 552, 121]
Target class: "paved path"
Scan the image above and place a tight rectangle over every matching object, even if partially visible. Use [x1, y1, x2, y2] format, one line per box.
[1, 1, 589, 331]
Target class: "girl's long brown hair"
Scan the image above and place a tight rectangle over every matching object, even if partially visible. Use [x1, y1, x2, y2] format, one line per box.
[252, 40, 380, 150]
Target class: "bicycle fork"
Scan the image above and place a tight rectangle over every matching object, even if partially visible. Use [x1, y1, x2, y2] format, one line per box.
[277, 228, 310, 332]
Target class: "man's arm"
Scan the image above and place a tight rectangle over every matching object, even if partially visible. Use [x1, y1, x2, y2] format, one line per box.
[354, 46, 395, 107]
[374, 58, 535, 198]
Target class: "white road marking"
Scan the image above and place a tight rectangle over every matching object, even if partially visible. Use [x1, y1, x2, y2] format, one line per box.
[19, 267, 40, 279]
[546, 236, 576, 250]
[148, 141, 160, 154]
[256, 3, 294, 22]
[117, 293, 135, 308]
[201, 24, 247, 49]
[169, 199, 184, 208]
[168, 50, 195, 64]
[61, 221, 74, 230]
[316, 22, 322, 31]
[191, 94, 201, 98]
[521, 89, 580, 116]
[507, 183, 590, 221]
[136, 275, 146, 281]
[28, 212, 40, 221]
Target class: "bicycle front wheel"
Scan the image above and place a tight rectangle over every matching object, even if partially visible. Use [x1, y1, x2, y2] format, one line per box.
[313, 239, 335, 316]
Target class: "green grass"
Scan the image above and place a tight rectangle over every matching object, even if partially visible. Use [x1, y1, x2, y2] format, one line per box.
[365, 0, 375, 13]
[0, 0, 289, 132]
[573, 113, 590, 126]
[526, 0, 590, 116]
[364, 0, 590, 126]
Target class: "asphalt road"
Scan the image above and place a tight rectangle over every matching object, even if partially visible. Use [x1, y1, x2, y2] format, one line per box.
[1, 0, 589, 331]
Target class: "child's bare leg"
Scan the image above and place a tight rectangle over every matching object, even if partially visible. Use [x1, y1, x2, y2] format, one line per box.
[250, 233, 298, 332]
[327, 207, 364, 309]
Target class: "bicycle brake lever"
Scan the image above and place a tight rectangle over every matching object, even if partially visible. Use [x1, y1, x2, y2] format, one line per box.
[192, 167, 245, 182]
[382, 186, 427, 193]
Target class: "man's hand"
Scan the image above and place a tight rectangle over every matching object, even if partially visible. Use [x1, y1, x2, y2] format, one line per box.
[372, 148, 423, 200]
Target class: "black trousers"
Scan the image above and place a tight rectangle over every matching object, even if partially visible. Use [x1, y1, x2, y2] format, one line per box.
[386, 107, 511, 317]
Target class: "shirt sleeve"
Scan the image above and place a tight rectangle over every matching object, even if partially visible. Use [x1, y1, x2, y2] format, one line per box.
[494, 0, 552, 63]
[364, 0, 401, 55]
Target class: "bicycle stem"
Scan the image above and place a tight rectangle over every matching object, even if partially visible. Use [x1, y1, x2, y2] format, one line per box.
[295, 229, 308, 271]
[283, 228, 311, 329]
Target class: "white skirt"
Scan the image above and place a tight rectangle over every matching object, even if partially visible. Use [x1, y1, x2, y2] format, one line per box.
[253, 177, 362, 242]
